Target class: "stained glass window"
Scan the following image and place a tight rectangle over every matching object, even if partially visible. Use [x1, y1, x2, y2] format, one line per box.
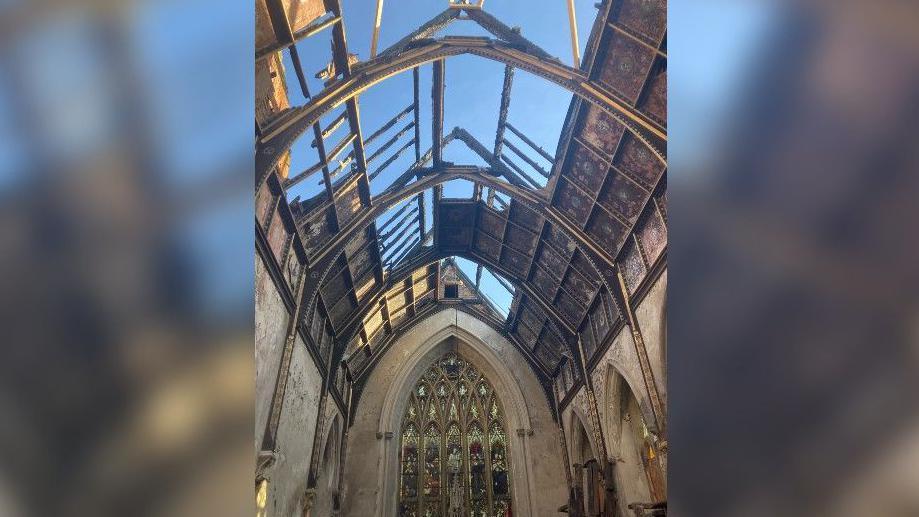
[399, 352, 513, 517]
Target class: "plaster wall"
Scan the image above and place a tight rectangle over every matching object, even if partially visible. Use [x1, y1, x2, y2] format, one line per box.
[634, 269, 667, 408]
[312, 407, 343, 517]
[341, 308, 568, 517]
[270, 334, 323, 517]
[255, 254, 291, 450]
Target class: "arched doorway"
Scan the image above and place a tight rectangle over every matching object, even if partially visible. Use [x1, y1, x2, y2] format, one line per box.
[398, 352, 513, 517]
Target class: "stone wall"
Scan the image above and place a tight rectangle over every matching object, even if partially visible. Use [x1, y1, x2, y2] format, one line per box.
[256, 252, 326, 517]
[342, 308, 568, 516]
[255, 254, 290, 450]
[560, 267, 667, 514]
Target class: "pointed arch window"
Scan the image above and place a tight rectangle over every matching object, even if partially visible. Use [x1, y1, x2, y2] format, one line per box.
[399, 352, 513, 517]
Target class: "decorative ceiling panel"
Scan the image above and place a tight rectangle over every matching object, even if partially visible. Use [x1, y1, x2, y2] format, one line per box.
[614, 133, 665, 188]
[568, 143, 609, 193]
[578, 105, 626, 157]
[640, 63, 667, 127]
[598, 33, 656, 104]
[598, 170, 647, 222]
[554, 178, 593, 227]
[616, 0, 667, 43]
[472, 232, 503, 263]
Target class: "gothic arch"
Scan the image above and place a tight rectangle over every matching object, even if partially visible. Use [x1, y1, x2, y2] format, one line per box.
[568, 401, 601, 467]
[598, 347, 660, 437]
[371, 309, 543, 517]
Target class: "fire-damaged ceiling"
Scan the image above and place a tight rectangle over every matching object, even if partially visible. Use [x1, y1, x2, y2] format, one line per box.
[255, 0, 666, 414]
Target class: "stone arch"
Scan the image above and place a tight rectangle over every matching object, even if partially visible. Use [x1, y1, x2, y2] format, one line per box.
[328, 307, 573, 516]
[598, 345, 660, 437]
[568, 400, 601, 466]
[603, 366, 654, 513]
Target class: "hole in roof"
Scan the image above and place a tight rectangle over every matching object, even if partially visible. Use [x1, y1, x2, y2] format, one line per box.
[443, 55, 504, 148]
[375, 198, 424, 269]
[441, 178, 475, 199]
[451, 256, 514, 319]
[505, 69, 571, 143]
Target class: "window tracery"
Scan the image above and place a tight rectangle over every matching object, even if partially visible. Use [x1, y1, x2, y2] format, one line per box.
[399, 352, 513, 517]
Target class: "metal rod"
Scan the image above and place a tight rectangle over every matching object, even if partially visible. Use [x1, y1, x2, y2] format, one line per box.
[370, 0, 386, 58]
[566, 0, 581, 67]
[505, 122, 554, 163]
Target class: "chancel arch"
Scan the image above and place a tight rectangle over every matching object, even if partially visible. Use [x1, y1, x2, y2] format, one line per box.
[339, 308, 567, 517]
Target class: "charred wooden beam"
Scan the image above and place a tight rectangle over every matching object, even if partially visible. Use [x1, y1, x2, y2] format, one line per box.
[287, 44, 312, 100]
[432, 59, 445, 166]
[311, 110, 348, 148]
[378, 8, 460, 59]
[367, 122, 415, 165]
[365, 104, 415, 146]
[369, 139, 416, 182]
[500, 153, 541, 189]
[263, 0, 294, 45]
[285, 132, 356, 188]
[505, 122, 555, 163]
[377, 201, 415, 233]
[387, 235, 420, 268]
[412, 67, 426, 240]
[493, 65, 515, 156]
[256, 13, 341, 61]
[380, 207, 419, 243]
[384, 226, 418, 263]
[502, 138, 549, 178]
[256, 37, 666, 185]
[463, 7, 554, 61]
[451, 127, 529, 188]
